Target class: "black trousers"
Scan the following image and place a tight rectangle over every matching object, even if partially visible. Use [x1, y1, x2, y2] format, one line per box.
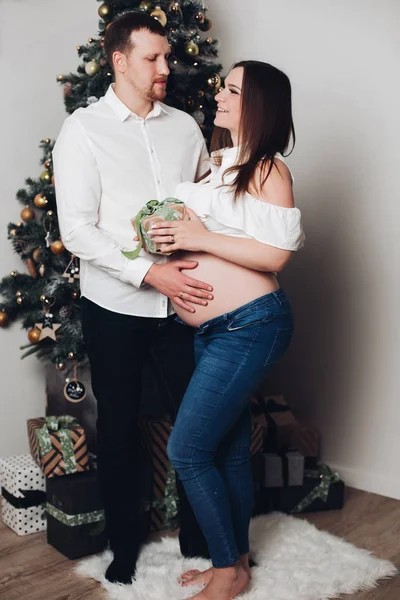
[80, 297, 209, 558]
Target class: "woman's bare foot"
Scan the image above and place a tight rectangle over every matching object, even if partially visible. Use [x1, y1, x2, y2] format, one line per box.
[188, 563, 250, 600]
[178, 567, 213, 587]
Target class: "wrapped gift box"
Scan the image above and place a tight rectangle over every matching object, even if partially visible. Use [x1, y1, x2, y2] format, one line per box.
[0, 454, 46, 536]
[46, 470, 107, 559]
[258, 464, 345, 515]
[261, 450, 305, 488]
[27, 415, 90, 478]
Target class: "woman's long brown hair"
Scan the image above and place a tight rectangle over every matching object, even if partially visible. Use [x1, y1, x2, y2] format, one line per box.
[210, 60, 295, 201]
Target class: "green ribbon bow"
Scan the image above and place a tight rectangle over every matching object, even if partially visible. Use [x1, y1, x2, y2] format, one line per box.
[122, 198, 185, 260]
[151, 462, 180, 530]
[46, 502, 105, 528]
[36, 415, 80, 475]
[290, 464, 340, 514]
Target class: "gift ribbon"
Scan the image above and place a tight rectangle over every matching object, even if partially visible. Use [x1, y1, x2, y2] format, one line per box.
[122, 198, 185, 260]
[290, 464, 340, 514]
[1, 487, 45, 510]
[36, 415, 80, 475]
[46, 502, 105, 527]
[151, 462, 179, 529]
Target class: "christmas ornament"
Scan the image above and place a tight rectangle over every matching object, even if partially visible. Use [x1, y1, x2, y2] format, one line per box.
[67, 352, 75, 359]
[0, 311, 9, 328]
[55, 361, 66, 371]
[85, 60, 100, 76]
[21, 206, 34, 222]
[26, 258, 37, 279]
[28, 327, 41, 344]
[139, 1, 152, 11]
[192, 110, 205, 125]
[185, 41, 199, 56]
[42, 138, 51, 144]
[198, 90, 205, 97]
[195, 11, 205, 24]
[33, 248, 41, 262]
[88, 38, 94, 43]
[206, 37, 213, 44]
[9, 229, 17, 237]
[71, 290, 80, 300]
[15, 222, 22, 228]
[63, 82, 72, 97]
[44, 159, 52, 170]
[15, 291, 22, 298]
[40, 170, 51, 183]
[199, 17, 212, 31]
[50, 240, 65, 255]
[35, 313, 61, 342]
[64, 379, 86, 403]
[16, 297, 23, 305]
[34, 193, 48, 208]
[98, 3, 110, 18]
[186, 97, 195, 111]
[169, 1, 182, 16]
[10, 271, 17, 277]
[150, 6, 167, 27]
[208, 73, 221, 88]
[62, 256, 80, 283]
[39, 264, 46, 277]
[57, 74, 65, 82]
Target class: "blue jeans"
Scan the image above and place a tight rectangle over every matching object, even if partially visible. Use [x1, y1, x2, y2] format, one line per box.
[167, 288, 294, 568]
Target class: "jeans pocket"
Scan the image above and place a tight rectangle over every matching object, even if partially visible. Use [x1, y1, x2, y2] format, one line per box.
[264, 327, 293, 367]
[227, 312, 267, 332]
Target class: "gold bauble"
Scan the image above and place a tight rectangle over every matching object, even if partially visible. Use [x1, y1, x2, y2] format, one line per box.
[10, 229, 17, 237]
[15, 291, 22, 297]
[40, 294, 46, 303]
[0, 311, 9, 328]
[85, 60, 100, 76]
[88, 37, 94, 44]
[169, 1, 181, 13]
[98, 3, 110, 18]
[55, 361, 66, 371]
[28, 328, 41, 344]
[57, 74, 65, 82]
[71, 290, 79, 300]
[207, 73, 221, 88]
[198, 90, 205, 98]
[195, 11, 205, 24]
[150, 7, 167, 27]
[185, 41, 199, 57]
[139, 1, 153, 11]
[206, 37, 213, 44]
[199, 17, 212, 31]
[34, 193, 48, 208]
[44, 159, 52, 170]
[33, 248, 41, 262]
[50, 240, 65, 255]
[21, 206, 35, 222]
[40, 171, 51, 183]
[15, 221, 22, 227]
[47, 210, 54, 217]
[10, 271, 17, 277]
[16, 296, 24, 305]
[68, 352, 75, 359]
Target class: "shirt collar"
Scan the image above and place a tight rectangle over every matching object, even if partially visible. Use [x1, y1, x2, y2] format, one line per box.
[104, 84, 171, 122]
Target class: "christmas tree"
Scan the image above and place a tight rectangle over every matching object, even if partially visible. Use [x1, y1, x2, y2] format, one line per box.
[0, 0, 222, 373]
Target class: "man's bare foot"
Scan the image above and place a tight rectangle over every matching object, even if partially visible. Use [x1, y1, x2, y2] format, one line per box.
[178, 567, 213, 587]
[188, 564, 249, 600]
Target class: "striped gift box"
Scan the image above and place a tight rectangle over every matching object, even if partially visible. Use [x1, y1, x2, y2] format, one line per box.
[27, 416, 89, 478]
[141, 416, 265, 532]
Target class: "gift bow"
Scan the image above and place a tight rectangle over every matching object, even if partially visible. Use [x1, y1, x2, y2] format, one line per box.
[122, 198, 185, 260]
[290, 464, 340, 514]
[36, 415, 80, 475]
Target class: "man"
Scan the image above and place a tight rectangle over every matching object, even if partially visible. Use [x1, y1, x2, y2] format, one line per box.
[53, 11, 212, 584]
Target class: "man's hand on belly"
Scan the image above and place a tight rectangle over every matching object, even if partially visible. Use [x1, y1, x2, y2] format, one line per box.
[143, 261, 213, 313]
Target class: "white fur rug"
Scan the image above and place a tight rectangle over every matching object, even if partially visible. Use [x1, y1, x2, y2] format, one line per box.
[76, 513, 397, 600]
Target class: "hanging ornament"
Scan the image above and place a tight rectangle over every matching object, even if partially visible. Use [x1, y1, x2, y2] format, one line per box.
[50, 240, 65, 255]
[192, 110, 205, 125]
[44, 159, 52, 170]
[207, 73, 221, 89]
[9, 229, 17, 237]
[55, 360, 66, 372]
[28, 327, 41, 344]
[98, 3, 110, 18]
[40, 171, 51, 183]
[139, 1, 153, 11]
[199, 17, 212, 31]
[39, 264, 46, 277]
[57, 74, 65, 82]
[150, 6, 167, 27]
[195, 11, 205, 24]
[206, 37, 213, 44]
[197, 90, 205, 98]
[185, 41, 199, 57]
[26, 258, 37, 279]
[16, 297, 24, 305]
[85, 60, 100, 76]
[0, 311, 9, 328]
[168, 1, 182, 17]
[71, 290, 80, 300]
[35, 308, 61, 342]
[62, 255, 80, 283]
[42, 138, 51, 144]
[64, 362, 86, 403]
[10, 271, 17, 277]
[21, 206, 35, 222]
[32, 248, 41, 262]
[34, 193, 48, 208]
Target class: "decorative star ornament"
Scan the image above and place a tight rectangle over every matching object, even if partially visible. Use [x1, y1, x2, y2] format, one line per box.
[35, 313, 61, 341]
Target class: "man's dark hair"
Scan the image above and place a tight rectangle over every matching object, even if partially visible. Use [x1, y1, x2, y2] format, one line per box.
[104, 11, 167, 69]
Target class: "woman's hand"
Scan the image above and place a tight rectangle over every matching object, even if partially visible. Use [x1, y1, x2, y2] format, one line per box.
[147, 208, 211, 253]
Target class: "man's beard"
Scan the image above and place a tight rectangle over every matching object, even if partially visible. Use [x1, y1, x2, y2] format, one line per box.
[145, 78, 168, 101]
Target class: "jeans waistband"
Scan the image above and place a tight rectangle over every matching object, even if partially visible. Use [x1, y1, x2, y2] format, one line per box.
[197, 288, 289, 333]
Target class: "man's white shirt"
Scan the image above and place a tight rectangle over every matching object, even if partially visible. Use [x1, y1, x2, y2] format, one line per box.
[53, 84, 209, 317]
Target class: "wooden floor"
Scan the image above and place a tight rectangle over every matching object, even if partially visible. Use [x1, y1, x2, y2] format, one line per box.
[0, 487, 399, 600]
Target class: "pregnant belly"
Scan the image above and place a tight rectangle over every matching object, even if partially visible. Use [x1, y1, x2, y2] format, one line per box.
[172, 252, 279, 328]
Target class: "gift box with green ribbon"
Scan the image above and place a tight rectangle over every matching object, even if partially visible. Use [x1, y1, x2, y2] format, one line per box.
[122, 198, 188, 259]
[46, 470, 107, 559]
[27, 415, 90, 478]
[257, 463, 345, 515]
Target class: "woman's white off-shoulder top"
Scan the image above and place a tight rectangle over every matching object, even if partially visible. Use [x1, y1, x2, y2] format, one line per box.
[175, 146, 305, 251]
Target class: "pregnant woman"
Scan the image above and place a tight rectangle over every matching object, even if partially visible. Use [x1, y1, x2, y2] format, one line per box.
[148, 61, 305, 600]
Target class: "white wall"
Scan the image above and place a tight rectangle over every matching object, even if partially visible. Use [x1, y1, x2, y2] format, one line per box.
[1, 1, 399, 500]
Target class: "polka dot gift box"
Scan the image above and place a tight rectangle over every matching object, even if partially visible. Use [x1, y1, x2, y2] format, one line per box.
[0, 454, 46, 536]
